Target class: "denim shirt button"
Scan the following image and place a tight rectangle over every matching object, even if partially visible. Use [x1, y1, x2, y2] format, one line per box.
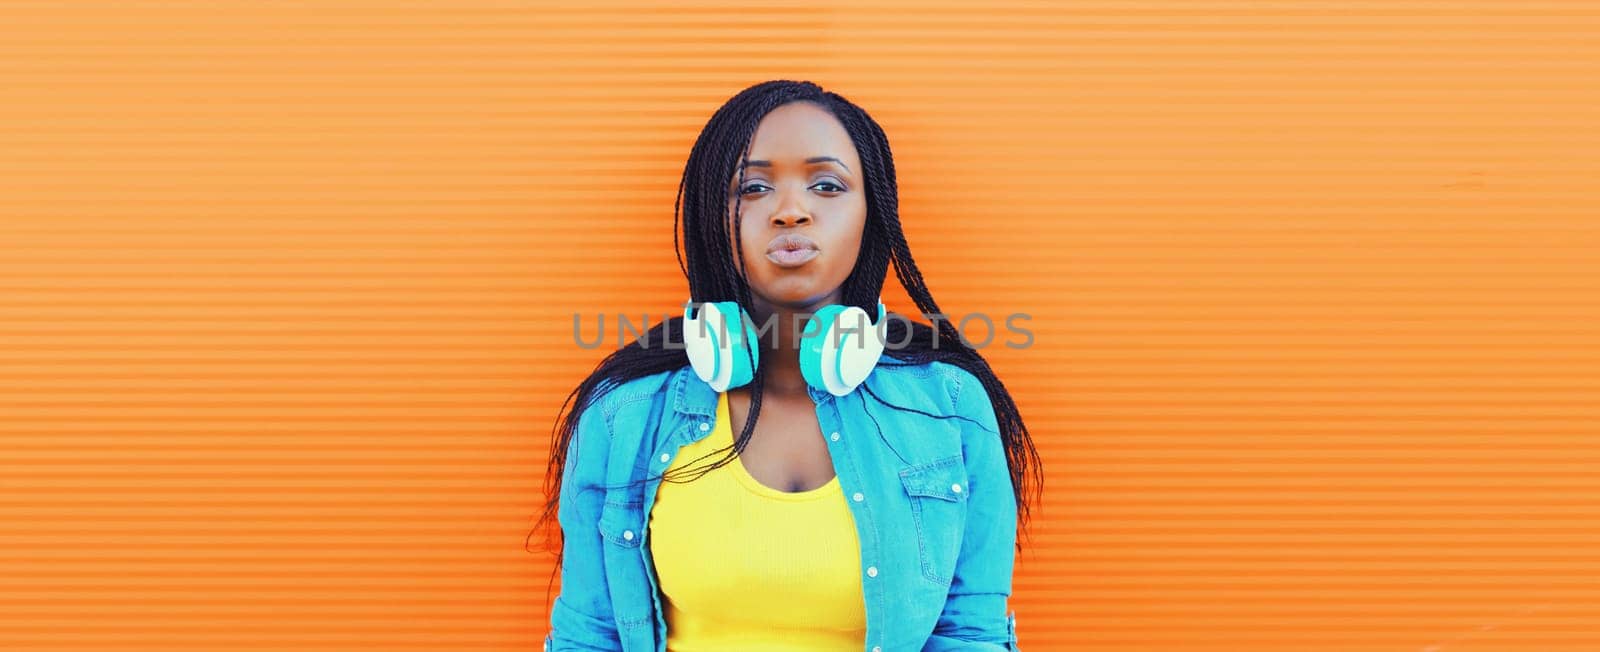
[852, 492, 864, 502]
[866, 566, 877, 577]
[699, 422, 710, 432]
[872, 647, 881, 652]
[951, 483, 962, 493]
[659, 453, 670, 463]
[622, 530, 634, 541]
[829, 432, 840, 442]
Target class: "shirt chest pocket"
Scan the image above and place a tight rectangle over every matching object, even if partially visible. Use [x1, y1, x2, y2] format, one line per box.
[899, 454, 969, 586]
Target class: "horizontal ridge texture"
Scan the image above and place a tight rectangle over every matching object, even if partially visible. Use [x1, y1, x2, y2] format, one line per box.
[2, 1, 1597, 650]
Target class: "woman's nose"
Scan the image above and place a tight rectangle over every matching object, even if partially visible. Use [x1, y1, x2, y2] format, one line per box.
[770, 212, 812, 227]
[770, 189, 812, 227]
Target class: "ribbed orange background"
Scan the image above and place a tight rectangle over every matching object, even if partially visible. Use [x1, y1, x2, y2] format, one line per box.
[4, 1, 1599, 650]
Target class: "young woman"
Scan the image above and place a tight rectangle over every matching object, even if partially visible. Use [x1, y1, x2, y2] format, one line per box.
[535, 80, 1042, 652]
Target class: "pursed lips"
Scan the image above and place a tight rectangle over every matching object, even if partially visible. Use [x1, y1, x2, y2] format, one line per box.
[765, 234, 820, 268]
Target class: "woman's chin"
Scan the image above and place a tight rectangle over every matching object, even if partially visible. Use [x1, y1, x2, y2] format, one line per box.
[765, 292, 843, 313]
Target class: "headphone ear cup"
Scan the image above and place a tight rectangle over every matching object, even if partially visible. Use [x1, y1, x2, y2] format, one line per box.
[684, 300, 758, 392]
[720, 301, 759, 390]
[797, 305, 844, 395]
[833, 302, 886, 393]
[682, 301, 718, 387]
[799, 302, 885, 397]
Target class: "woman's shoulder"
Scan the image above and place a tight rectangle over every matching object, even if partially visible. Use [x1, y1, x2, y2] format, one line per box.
[869, 356, 989, 416]
[575, 366, 683, 423]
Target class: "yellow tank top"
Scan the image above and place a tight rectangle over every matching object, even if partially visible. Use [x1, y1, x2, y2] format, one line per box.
[647, 391, 866, 651]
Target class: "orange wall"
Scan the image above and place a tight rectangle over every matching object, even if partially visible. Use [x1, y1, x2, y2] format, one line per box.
[4, 1, 1599, 650]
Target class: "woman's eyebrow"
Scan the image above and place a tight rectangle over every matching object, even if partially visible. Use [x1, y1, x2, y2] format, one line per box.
[740, 156, 851, 174]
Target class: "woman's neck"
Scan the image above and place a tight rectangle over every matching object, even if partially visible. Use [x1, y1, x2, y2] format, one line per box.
[742, 295, 837, 399]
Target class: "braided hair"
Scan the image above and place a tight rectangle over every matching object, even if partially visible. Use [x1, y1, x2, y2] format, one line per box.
[530, 80, 1043, 595]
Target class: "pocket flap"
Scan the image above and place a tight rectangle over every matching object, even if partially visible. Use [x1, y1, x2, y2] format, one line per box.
[899, 455, 968, 502]
[598, 503, 643, 548]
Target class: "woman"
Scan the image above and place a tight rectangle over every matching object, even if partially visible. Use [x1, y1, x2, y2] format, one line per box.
[535, 80, 1042, 651]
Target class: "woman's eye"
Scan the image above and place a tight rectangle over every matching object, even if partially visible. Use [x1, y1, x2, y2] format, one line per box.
[737, 181, 844, 195]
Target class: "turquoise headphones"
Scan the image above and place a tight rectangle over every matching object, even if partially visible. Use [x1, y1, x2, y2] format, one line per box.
[682, 298, 887, 397]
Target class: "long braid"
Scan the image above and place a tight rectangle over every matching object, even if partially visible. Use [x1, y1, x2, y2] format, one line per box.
[530, 81, 1044, 606]
[838, 89, 1042, 540]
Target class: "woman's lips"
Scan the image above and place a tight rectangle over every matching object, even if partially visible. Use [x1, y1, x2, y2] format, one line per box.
[766, 248, 819, 267]
[765, 234, 820, 268]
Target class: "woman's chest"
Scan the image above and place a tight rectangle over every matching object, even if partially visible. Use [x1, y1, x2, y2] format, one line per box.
[724, 390, 839, 493]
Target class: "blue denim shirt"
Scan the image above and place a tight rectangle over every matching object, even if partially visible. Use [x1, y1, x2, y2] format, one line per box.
[544, 357, 1021, 652]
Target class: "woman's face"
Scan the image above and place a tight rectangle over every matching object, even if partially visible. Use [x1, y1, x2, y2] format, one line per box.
[727, 101, 868, 312]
